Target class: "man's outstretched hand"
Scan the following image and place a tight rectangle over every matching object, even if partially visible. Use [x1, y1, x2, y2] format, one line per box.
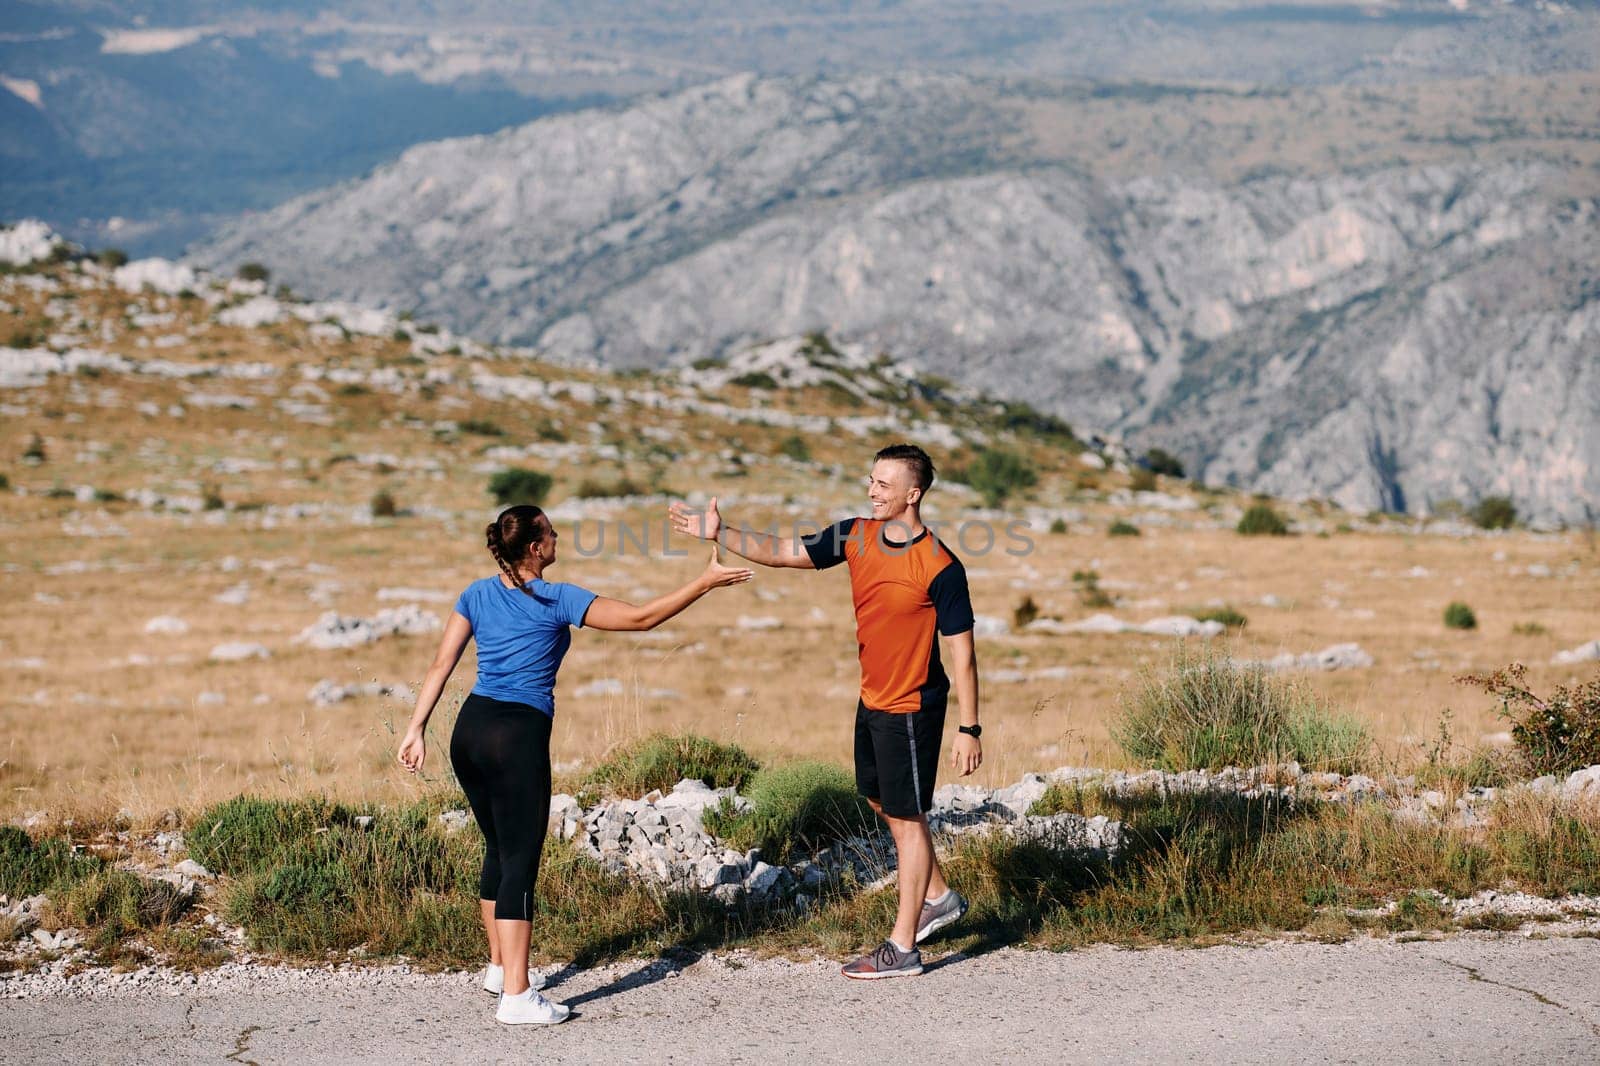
[669, 497, 722, 542]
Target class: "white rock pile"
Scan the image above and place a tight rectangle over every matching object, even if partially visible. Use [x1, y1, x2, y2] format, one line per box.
[294, 605, 441, 649]
[1025, 614, 1226, 638]
[451, 775, 1135, 909]
[306, 679, 409, 707]
[1248, 643, 1375, 672]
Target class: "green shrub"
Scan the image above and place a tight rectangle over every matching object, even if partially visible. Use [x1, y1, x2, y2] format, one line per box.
[730, 371, 779, 390]
[1144, 448, 1185, 478]
[1237, 504, 1289, 536]
[459, 419, 504, 437]
[1470, 496, 1517, 531]
[799, 332, 841, 359]
[1109, 520, 1140, 537]
[23, 434, 45, 462]
[958, 448, 1038, 509]
[371, 490, 398, 518]
[1048, 517, 1068, 535]
[208, 795, 488, 961]
[706, 762, 877, 864]
[189, 795, 348, 877]
[1459, 664, 1600, 777]
[1191, 606, 1248, 630]
[1444, 602, 1477, 630]
[201, 485, 225, 511]
[778, 435, 811, 462]
[237, 262, 271, 283]
[0, 472, 9, 491]
[1113, 644, 1370, 773]
[582, 733, 761, 800]
[574, 476, 645, 498]
[97, 248, 129, 269]
[1073, 570, 1113, 608]
[1129, 468, 1157, 493]
[1512, 622, 1549, 637]
[488, 468, 553, 507]
[1012, 595, 1040, 630]
[0, 827, 190, 949]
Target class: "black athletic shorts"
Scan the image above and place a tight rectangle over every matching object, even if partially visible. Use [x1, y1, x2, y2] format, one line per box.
[854, 698, 946, 819]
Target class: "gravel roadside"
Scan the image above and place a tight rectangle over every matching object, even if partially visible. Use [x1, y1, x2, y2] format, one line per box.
[3, 934, 1599, 1065]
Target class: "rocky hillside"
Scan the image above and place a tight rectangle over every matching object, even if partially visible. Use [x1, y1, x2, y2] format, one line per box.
[194, 74, 1600, 523]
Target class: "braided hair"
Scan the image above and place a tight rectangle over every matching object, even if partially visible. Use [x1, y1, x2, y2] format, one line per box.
[486, 505, 549, 598]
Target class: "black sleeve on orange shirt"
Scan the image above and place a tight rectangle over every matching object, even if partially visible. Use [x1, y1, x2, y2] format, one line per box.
[802, 517, 858, 570]
[929, 555, 975, 636]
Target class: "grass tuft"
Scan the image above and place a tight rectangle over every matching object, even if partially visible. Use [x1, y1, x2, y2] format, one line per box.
[1113, 643, 1370, 773]
[580, 733, 761, 801]
[705, 762, 877, 863]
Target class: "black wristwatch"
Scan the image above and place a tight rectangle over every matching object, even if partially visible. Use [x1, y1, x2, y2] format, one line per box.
[958, 724, 982, 738]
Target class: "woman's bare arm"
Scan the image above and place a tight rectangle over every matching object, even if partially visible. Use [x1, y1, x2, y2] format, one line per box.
[583, 546, 752, 632]
[397, 611, 472, 773]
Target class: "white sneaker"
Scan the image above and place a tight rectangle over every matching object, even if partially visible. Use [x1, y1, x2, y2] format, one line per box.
[483, 964, 546, 996]
[494, 987, 570, 1026]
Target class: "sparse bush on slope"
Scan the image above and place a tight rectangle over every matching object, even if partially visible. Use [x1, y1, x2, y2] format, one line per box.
[1237, 504, 1289, 536]
[1113, 643, 1370, 773]
[705, 762, 877, 863]
[1459, 663, 1600, 776]
[581, 733, 761, 801]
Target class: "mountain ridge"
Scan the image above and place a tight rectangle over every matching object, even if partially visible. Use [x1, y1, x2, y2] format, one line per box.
[192, 73, 1600, 523]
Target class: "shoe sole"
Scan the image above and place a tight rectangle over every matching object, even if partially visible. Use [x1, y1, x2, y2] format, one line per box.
[915, 901, 969, 944]
[841, 965, 924, 980]
[494, 1011, 570, 1025]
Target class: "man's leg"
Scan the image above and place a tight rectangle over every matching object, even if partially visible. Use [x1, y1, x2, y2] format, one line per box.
[868, 797, 949, 903]
[883, 811, 936, 950]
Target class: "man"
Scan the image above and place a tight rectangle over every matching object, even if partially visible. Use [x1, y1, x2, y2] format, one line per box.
[669, 443, 982, 978]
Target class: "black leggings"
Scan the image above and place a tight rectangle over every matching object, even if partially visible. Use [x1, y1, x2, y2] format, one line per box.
[450, 693, 553, 921]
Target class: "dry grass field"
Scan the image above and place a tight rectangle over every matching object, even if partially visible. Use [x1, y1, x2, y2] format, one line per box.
[3, 262, 1597, 824]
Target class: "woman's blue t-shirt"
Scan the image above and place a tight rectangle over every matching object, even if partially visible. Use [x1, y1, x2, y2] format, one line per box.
[454, 576, 599, 716]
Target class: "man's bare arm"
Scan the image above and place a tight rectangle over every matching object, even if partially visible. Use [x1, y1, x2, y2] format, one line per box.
[668, 498, 816, 570]
[717, 523, 816, 569]
[946, 629, 982, 776]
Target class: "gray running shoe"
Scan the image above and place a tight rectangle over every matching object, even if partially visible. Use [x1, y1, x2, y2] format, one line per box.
[916, 890, 969, 943]
[841, 940, 924, 980]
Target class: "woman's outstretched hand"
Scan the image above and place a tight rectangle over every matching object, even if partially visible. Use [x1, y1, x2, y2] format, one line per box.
[669, 497, 722, 542]
[397, 728, 426, 774]
[701, 544, 753, 589]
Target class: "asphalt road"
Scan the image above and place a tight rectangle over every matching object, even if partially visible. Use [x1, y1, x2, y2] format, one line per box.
[4, 936, 1599, 1064]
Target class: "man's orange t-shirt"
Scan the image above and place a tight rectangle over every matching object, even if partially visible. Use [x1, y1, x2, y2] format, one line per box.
[803, 518, 974, 713]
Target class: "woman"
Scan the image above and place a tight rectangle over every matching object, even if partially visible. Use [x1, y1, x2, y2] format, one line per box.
[397, 503, 751, 1025]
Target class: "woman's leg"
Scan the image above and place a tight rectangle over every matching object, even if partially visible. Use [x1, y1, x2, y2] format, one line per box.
[480, 901, 500, 966]
[488, 711, 553, 996]
[450, 695, 504, 968]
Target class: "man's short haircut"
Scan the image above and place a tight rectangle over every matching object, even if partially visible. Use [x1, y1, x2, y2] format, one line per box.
[874, 443, 935, 493]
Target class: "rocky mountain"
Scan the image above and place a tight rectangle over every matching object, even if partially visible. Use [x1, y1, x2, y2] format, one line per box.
[6, 1, 1599, 252]
[194, 74, 1600, 524]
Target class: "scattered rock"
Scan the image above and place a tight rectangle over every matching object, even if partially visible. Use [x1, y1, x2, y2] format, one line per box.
[1552, 640, 1600, 665]
[294, 605, 441, 650]
[142, 616, 189, 635]
[1249, 643, 1374, 672]
[1561, 765, 1600, 799]
[208, 642, 269, 662]
[307, 679, 407, 706]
